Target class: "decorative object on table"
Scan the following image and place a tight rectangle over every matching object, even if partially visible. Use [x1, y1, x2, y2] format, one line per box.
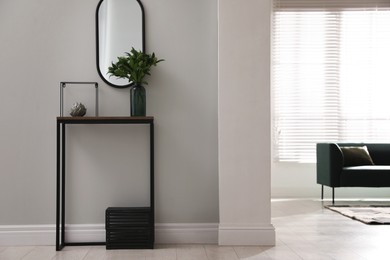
[70, 102, 87, 117]
[325, 204, 390, 224]
[107, 47, 163, 116]
[59, 82, 99, 117]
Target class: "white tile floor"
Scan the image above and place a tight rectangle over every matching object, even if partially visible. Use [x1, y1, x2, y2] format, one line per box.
[2, 199, 390, 259]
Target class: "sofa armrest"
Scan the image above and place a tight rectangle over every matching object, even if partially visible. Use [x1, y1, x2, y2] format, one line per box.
[316, 143, 343, 187]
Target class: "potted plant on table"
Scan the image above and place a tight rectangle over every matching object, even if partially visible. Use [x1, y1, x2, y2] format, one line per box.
[108, 47, 163, 116]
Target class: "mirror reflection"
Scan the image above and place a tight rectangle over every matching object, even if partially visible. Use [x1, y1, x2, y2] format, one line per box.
[96, 0, 144, 88]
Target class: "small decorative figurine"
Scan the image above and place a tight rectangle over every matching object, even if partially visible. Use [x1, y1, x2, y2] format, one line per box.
[70, 102, 87, 117]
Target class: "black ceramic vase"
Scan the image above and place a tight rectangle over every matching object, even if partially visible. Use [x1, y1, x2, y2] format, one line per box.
[130, 84, 146, 116]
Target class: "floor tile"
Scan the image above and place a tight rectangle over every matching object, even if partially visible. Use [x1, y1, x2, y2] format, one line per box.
[50, 246, 89, 260]
[145, 244, 177, 260]
[176, 244, 208, 260]
[21, 246, 57, 260]
[82, 246, 107, 260]
[233, 246, 274, 259]
[204, 245, 238, 260]
[0, 246, 34, 260]
[261, 244, 303, 260]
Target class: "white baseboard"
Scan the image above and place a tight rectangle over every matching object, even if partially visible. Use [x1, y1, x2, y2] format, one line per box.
[0, 223, 218, 246]
[218, 223, 275, 246]
[156, 223, 218, 244]
[0, 225, 55, 246]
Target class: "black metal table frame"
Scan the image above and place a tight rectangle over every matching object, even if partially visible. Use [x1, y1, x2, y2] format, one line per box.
[56, 116, 154, 251]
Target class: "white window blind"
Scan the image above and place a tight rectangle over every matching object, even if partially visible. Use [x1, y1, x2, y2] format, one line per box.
[272, 0, 390, 163]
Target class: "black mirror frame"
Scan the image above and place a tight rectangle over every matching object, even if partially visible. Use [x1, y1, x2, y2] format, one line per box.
[95, 0, 145, 88]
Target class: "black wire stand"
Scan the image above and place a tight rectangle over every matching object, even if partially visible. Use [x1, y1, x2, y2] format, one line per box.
[60, 82, 99, 117]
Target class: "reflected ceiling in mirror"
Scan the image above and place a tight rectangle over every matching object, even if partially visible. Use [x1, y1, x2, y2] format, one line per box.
[96, 0, 145, 88]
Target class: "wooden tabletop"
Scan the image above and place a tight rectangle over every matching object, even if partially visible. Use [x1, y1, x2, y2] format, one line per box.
[57, 116, 154, 124]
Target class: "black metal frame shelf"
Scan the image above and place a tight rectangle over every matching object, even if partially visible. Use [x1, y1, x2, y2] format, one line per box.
[56, 116, 154, 251]
[60, 82, 99, 117]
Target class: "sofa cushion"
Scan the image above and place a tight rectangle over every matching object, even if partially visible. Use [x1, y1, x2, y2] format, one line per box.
[341, 165, 390, 187]
[340, 146, 374, 166]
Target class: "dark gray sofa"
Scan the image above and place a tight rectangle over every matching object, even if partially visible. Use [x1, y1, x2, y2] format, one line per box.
[316, 143, 390, 203]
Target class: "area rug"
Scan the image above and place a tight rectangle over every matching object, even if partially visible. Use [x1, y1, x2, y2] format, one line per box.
[325, 205, 390, 224]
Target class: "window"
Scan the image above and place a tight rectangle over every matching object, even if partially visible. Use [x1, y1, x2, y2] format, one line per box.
[272, 0, 390, 163]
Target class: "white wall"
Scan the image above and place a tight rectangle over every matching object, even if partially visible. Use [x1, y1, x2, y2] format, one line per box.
[218, 0, 275, 246]
[0, 0, 218, 226]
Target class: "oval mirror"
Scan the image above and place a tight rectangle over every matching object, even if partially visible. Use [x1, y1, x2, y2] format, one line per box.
[96, 0, 145, 88]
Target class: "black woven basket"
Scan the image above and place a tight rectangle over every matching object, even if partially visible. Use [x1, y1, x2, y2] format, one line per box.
[105, 207, 154, 249]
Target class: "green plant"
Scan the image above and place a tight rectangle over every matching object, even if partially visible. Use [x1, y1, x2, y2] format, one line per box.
[108, 47, 163, 85]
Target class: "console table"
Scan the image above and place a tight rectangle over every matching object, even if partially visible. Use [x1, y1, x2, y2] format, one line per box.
[56, 116, 154, 251]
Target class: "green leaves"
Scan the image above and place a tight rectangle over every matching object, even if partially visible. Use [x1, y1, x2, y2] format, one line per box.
[108, 47, 164, 85]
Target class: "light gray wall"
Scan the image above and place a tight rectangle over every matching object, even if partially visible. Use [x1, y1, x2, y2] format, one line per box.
[0, 0, 218, 225]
